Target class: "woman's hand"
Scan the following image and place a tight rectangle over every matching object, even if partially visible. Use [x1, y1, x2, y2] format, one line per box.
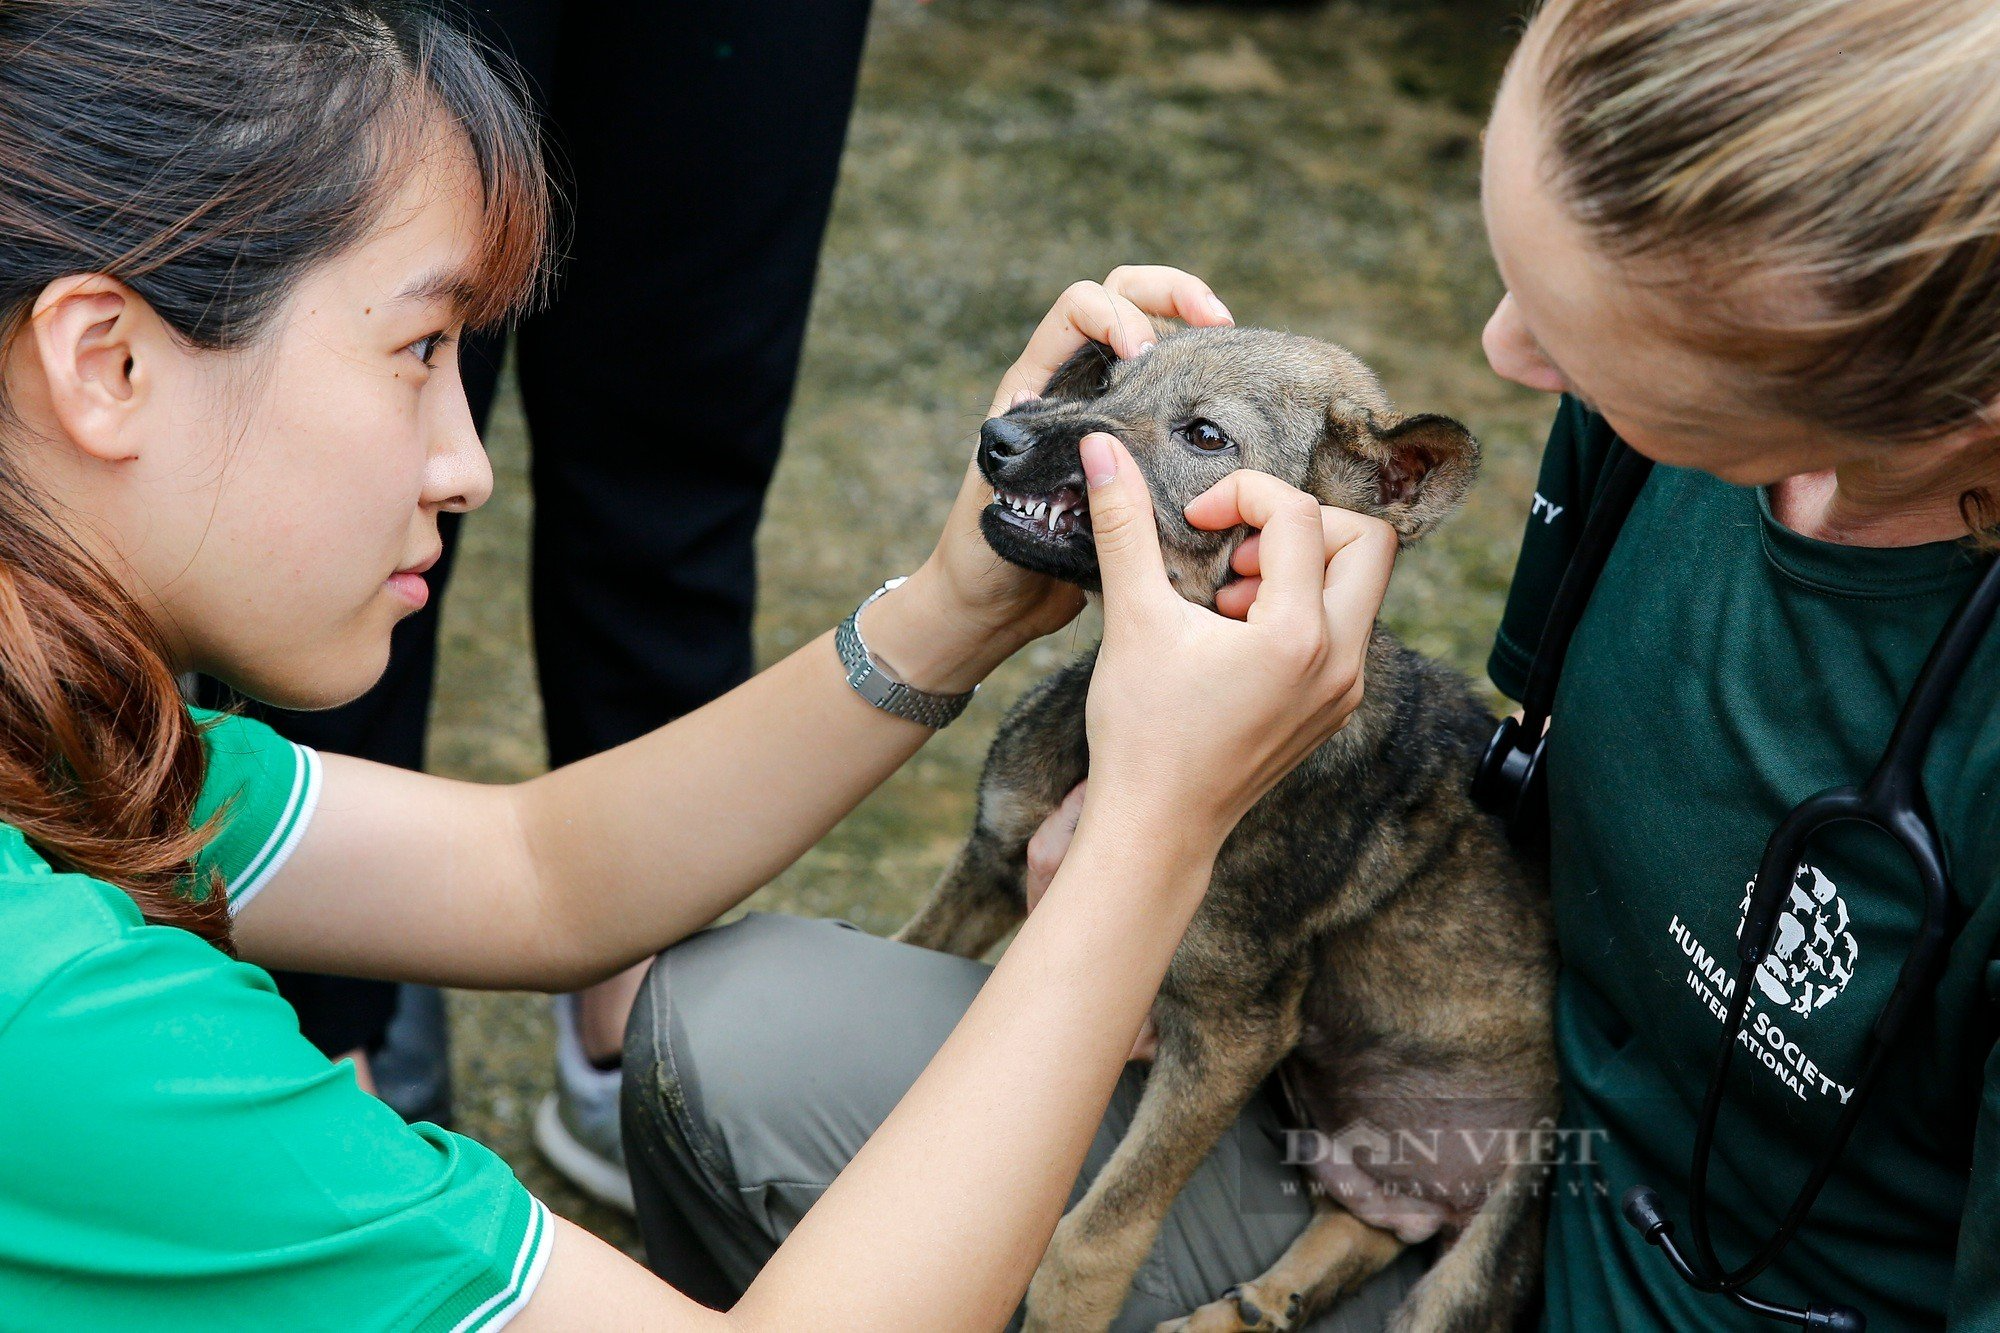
[1078, 433, 1399, 856]
[873, 268, 1235, 694]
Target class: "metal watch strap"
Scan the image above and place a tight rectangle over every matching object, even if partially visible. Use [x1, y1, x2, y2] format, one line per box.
[836, 577, 976, 729]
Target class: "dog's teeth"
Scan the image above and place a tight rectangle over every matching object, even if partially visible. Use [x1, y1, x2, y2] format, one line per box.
[991, 489, 1001, 505]
[1047, 506, 1060, 532]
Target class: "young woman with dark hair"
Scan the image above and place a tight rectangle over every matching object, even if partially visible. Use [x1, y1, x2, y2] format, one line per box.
[0, 2, 1390, 1327]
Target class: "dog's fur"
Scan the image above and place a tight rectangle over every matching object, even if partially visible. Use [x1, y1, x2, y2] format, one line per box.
[897, 327, 1558, 1332]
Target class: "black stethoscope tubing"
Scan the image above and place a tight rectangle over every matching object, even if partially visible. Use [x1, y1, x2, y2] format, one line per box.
[1472, 439, 2000, 1332]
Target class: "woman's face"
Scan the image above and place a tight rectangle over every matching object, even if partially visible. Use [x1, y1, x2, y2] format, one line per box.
[1479, 27, 1876, 488]
[15, 126, 495, 710]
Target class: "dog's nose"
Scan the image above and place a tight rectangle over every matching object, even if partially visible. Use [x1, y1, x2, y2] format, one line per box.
[979, 416, 1035, 462]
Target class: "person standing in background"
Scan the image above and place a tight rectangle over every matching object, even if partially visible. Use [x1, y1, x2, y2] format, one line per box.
[199, 0, 875, 1211]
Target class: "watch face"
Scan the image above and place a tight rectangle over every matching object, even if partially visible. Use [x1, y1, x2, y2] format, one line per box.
[840, 584, 971, 727]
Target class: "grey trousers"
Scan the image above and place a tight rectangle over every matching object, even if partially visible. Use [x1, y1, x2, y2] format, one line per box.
[621, 912, 1426, 1330]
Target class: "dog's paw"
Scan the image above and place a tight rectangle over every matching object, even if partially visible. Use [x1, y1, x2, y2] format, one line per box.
[1156, 1283, 1304, 1333]
[1023, 1216, 1136, 1333]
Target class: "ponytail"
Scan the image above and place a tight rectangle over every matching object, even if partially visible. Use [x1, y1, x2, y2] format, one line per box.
[0, 493, 227, 943]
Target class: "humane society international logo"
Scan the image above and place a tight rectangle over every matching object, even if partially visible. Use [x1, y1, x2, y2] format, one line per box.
[1665, 864, 1859, 1105]
[1735, 864, 1859, 1017]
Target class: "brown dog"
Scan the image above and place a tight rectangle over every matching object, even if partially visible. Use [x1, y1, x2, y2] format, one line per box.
[897, 327, 1557, 1332]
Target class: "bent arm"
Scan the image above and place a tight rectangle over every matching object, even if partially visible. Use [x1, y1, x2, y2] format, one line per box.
[234, 264, 1233, 991]
[514, 427, 1394, 1332]
[511, 808, 1215, 1331]
[234, 571, 1022, 990]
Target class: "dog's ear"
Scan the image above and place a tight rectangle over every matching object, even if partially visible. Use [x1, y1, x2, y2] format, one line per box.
[1034, 316, 1174, 403]
[1038, 339, 1119, 402]
[1318, 404, 1480, 542]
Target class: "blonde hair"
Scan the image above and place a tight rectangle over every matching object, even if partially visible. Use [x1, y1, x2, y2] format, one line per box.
[1531, 0, 2000, 461]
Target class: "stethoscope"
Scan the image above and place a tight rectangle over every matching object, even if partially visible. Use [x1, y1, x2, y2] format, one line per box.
[1470, 440, 2000, 1333]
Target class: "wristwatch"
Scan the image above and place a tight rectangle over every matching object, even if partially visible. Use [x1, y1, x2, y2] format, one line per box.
[836, 577, 977, 729]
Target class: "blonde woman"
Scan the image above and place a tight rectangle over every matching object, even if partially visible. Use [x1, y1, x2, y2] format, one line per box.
[633, 1, 2000, 1328]
[1471, 2, 2000, 1326]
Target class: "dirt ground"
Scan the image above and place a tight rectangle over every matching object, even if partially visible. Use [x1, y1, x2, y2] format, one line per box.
[426, 0, 1549, 1258]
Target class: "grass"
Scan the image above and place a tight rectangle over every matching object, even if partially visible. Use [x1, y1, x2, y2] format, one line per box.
[423, 0, 1550, 1256]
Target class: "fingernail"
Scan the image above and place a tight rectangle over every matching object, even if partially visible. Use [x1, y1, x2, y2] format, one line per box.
[1137, 340, 1156, 356]
[1080, 433, 1118, 488]
[1008, 387, 1035, 409]
[1207, 295, 1233, 323]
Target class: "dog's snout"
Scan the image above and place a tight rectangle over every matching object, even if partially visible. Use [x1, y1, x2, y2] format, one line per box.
[979, 416, 1035, 463]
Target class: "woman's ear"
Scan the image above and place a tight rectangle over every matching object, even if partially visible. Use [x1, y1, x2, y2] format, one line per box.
[25, 274, 158, 462]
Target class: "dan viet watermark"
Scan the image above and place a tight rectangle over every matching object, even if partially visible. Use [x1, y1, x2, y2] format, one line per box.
[1283, 1116, 1609, 1173]
[1234, 1106, 1615, 1218]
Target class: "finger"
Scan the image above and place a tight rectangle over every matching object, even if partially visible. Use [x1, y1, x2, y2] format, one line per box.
[1101, 291, 1159, 361]
[1024, 783, 1089, 911]
[987, 281, 1117, 413]
[1246, 494, 1328, 627]
[1040, 285, 1158, 363]
[1214, 576, 1260, 620]
[988, 281, 1149, 414]
[1194, 477, 1379, 587]
[1101, 264, 1234, 327]
[1319, 510, 1400, 647]
[1186, 469, 1330, 532]
[1081, 433, 1175, 616]
[989, 271, 1233, 414]
[1189, 471, 1327, 626]
[1230, 532, 1261, 578]
[1128, 1016, 1159, 1064]
[1024, 830, 1057, 911]
[1231, 516, 1403, 590]
[1041, 782, 1087, 857]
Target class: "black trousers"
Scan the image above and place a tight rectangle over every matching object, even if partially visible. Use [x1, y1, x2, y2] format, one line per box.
[206, 0, 874, 1058]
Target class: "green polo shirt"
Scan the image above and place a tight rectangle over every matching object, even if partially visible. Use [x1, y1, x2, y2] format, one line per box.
[1490, 397, 2000, 1330]
[0, 707, 552, 1331]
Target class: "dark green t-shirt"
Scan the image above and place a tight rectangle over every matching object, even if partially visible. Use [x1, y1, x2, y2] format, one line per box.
[1490, 398, 2000, 1331]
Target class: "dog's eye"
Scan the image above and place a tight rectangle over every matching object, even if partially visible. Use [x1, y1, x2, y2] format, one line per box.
[1178, 418, 1233, 453]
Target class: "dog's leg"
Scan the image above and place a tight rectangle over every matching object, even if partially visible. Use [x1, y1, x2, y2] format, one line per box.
[892, 825, 1024, 957]
[1025, 987, 1305, 1333]
[1157, 1199, 1405, 1333]
[1384, 1154, 1548, 1333]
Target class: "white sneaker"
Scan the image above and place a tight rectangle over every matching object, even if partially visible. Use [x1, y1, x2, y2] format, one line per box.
[533, 993, 635, 1214]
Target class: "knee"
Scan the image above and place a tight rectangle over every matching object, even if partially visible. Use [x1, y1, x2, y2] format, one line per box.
[622, 910, 990, 1194]
[621, 913, 872, 1167]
